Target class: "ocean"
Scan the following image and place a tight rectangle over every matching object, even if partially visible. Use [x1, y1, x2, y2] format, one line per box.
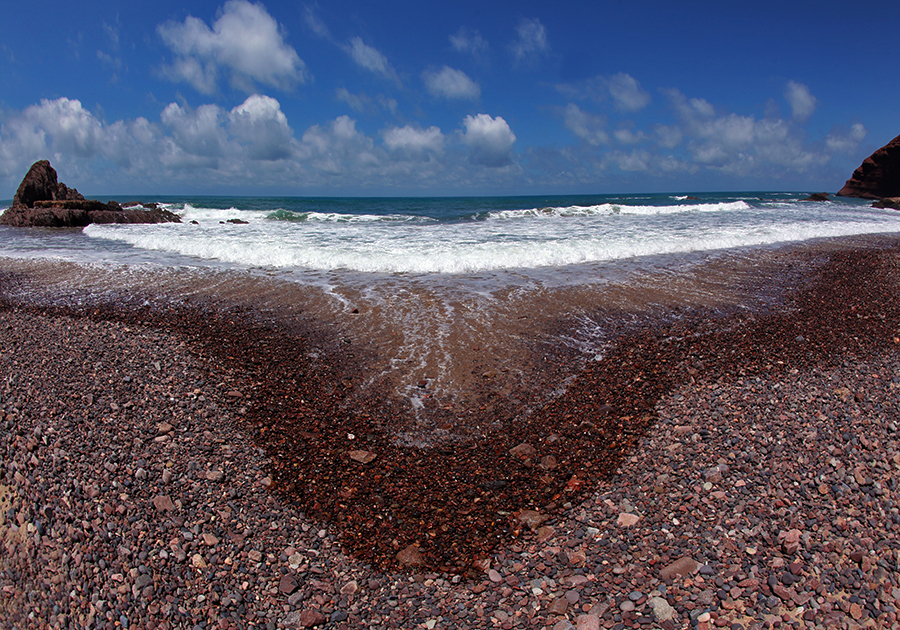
[2, 191, 899, 441]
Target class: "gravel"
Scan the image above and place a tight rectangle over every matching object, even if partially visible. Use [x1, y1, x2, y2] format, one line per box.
[2, 242, 900, 629]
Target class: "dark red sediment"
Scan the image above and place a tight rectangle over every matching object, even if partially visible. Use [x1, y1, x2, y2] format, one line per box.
[2, 238, 900, 580]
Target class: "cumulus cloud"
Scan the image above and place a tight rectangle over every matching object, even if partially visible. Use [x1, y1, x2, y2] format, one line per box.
[383, 125, 444, 154]
[462, 113, 516, 167]
[557, 73, 651, 112]
[423, 66, 480, 100]
[161, 102, 227, 160]
[450, 27, 488, 58]
[299, 115, 380, 174]
[229, 94, 293, 160]
[784, 80, 818, 122]
[157, 0, 308, 94]
[562, 104, 610, 146]
[510, 18, 549, 66]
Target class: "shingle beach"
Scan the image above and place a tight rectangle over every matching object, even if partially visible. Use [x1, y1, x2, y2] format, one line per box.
[2, 239, 900, 630]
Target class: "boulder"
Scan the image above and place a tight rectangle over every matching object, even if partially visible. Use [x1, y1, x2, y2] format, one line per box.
[872, 197, 900, 210]
[837, 133, 900, 200]
[1, 160, 180, 227]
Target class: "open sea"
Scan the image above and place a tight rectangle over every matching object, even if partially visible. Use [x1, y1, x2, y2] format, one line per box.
[3, 191, 899, 440]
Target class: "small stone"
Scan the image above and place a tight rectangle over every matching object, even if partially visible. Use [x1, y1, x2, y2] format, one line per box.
[348, 450, 376, 464]
[339, 580, 359, 595]
[205, 469, 224, 482]
[649, 597, 676, 622]
[779, 529, 802, 554]
[617, 512, 640, 527]
[516, 509, 548, 529]
[396, 544, 424, 567]
[660, 557, 699, 581]
[575, 614, 601, 630]
[157, 422, 174, 434]
[510, 442, 537, 458]
[279, 575, 299, 595]
[488, 569, 503, 583]
[201, 533, 219, 546]
[548, 597, 569, 615]
[619, 600, 636, 612]
[299, 608, 326, 627]
[540, 455, 558, 469]
[697, 612, 711, 623]
[191, 554, 207, 569]
[152, 495, 175, 512]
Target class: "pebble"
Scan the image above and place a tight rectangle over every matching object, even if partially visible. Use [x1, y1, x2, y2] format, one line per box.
[3, 246, 900, 630]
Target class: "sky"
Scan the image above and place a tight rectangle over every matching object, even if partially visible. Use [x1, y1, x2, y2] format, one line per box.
[1, 0, 897, 198]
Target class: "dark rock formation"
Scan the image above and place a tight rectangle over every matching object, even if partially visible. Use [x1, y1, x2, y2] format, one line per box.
[1, 160, 180, 227]
[873, 197, 900, 210]
[803, 193, 830, 202]
[837, 133, 900, 200]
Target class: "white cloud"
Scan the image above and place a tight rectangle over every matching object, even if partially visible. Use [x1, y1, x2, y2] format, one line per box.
[335, 88, 398, 116]
[654, 124, 683, 149]
[663, 88, 824, 172]
[557, 73, 650, 112]
[383, 125, 444, 154]
[563, 104, 610, 146]
[613, 128, 648, 145]
[300, 115, 380, 174]
[462, 114, 516, 167]
[510, 18, 549, 66]
[450, 27, 488, 58]
[21, 98, 106, 158]
[606, 73, 651, 112]
[784, 81, 818, 122]
[826, 123, 867, 154]
[303, 5, 331, 39]
[161, 102, 227, 159]
[346, 37, 399, 83]
[229, 94, 294, 160]
[157, 0, 308, 94]
[423, 66, 480, 100]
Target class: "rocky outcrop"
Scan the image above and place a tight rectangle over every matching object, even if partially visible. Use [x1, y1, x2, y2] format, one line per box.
[837, 133, 900, 200]
[873, 197, 900, 210]
[1, 160, 180, 227]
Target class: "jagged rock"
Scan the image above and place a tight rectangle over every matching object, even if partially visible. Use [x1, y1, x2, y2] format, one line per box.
[802, 192, 830, 202]
[8, 159, 84, 209]
[872, 197, 900, 210]
[1, 160, 180, 227]
[837, 133, 900, 200]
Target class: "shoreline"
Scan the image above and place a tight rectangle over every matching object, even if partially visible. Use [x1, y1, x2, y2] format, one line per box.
[2, 239, 900, 628]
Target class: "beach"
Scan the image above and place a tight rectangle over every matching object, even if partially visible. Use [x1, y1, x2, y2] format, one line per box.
[2, 236, 900, 629]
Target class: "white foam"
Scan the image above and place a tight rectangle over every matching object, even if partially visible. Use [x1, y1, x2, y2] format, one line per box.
[76, 199, 900, 275]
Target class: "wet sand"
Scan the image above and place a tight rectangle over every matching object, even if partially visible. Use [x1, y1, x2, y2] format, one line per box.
[2, 236, 900, 628]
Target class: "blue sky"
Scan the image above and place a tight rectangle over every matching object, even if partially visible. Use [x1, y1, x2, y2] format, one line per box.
[1, 0, 896, 198]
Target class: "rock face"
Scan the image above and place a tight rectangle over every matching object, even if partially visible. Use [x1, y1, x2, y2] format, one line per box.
[1, 160, 180, 227]
[837, 133, 900, 200]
